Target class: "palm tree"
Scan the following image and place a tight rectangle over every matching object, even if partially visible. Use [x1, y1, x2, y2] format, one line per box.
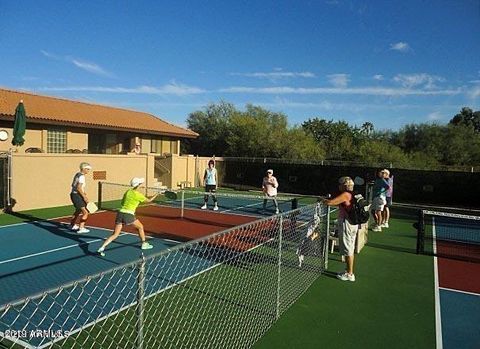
[361, 122, 374, 136]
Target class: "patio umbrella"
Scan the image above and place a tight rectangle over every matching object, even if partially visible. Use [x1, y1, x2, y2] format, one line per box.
[12, 100, 26, 146]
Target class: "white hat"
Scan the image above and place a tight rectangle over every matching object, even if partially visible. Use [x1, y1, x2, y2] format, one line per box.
[267, 169, 273, 174]
[130, 177, 145, 187]
[80, 162, 92, 170]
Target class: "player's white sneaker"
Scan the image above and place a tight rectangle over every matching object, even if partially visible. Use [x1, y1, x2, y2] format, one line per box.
[213, 205, 219, 211]
[141, 242, 153, 250]
[337, 272, 355, 282]
[97, 247, 105, 257]
[77, 228, 90, 234]
[381, 222, 389, 228]
[70, 224, 79, 231]
[275, 208, 279, 214]
[201, 204, 207, 210]
[372, 225, 382, 232]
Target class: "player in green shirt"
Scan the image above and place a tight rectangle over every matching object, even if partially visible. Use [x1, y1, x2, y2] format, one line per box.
[97, 177, 158, 256]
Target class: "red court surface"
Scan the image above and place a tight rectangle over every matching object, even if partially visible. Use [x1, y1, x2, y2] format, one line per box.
[57, 206, 273, 251]
[436, 240, 480, 293]
[438, 258, 480, 294]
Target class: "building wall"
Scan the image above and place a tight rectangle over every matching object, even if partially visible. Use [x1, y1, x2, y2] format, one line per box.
[10, 153, 156, 211]
[0, 122, 44, 153]
[0, 120, 186, 156]
[7, 153, 214, 211]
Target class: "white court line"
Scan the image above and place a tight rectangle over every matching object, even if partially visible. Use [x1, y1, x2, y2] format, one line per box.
[439, 286, 480, 297]
[432, 217, 444, 349]
[0, 223, 181, 266]
[0, 232, 128, 266]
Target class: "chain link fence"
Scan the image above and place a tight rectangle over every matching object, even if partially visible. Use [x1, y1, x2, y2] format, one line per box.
[0, 203, 327, 349]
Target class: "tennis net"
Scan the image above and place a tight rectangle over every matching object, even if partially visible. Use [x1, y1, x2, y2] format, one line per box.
[416, 209, 480, 262]
[98, 182, 314, 217]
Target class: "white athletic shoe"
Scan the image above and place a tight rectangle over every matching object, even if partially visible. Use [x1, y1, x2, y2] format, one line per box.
[381, 222, 389, 228]
[337, 272, 355, 282]
[275, 209, 280, 214]
[372, 225, 382, 232]
[97, 247, 105, 257]
[77, 228, 90, 234]
[70, 224, 80, 231]
[201, 204, 207, 210]
[141, 242, 153, 250]
[213, 205, 219, 211]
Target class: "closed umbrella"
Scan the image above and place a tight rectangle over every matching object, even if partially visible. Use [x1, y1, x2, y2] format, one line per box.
[12, 100, 26, 146]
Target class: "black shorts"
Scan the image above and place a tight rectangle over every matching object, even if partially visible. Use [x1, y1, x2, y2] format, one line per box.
[115, 212, 136, 225]
[205, 185, 217, 193]
[70, 193, 86, 211]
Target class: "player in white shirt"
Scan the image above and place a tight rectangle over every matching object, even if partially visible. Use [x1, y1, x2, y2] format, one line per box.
[70, 162, 92, 233]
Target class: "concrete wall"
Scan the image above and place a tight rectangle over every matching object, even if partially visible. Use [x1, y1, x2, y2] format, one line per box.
[10, 153, 156, 211]
[7, 153, 218, 211]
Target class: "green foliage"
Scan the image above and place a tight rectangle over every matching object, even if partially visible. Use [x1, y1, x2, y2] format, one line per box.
[449, 107, 480, 132]
[184, 103, 479, 170]
[185, 102, 324, 160]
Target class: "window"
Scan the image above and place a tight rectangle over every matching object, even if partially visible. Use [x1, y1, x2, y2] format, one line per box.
[47, 129, 67, 153]
[151, 137, 178, 154]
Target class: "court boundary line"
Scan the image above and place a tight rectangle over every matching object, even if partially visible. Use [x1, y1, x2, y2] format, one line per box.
[0, 223, 179, 267]
[439, 286, 480, 297]
[432, 217, 443, 349]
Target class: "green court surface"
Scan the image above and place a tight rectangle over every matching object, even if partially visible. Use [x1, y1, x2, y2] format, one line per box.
[254, 209, 436, 349]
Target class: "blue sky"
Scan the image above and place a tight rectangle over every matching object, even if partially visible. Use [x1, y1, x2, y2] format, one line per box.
[0, 0, 479, 130]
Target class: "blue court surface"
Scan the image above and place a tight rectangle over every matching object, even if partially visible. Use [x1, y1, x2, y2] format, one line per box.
[439, 288, 480, 349]
[0, 219, 179, 305]
[0, 217, 225, 348]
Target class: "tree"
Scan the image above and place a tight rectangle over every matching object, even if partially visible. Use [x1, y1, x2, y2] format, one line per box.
[449, 107, 480, 132]
[360, 122, 374, 136]
[302, 118, 362, 159]
[184, 101, 236, 156]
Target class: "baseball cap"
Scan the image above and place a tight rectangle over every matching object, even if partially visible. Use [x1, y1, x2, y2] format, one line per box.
[130, 177, 145, 187]
[267, 169, 273, 174]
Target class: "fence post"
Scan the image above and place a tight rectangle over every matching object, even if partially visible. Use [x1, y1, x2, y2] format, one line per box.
[181, 190, 185, 219]
[276, 215, 283, 320]
[324, 204, 331, 270]
[136, 255, 146, 349]
[97, 182, 103, 210]
[416, 210, 425, 255]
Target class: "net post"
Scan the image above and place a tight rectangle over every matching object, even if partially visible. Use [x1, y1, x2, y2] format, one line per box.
[276, 214, 283, 320]
[97, 181, 103, 210]
[181, 190, 185, 218]
[416, 210, 425, 254]
[136, 254, 146, 349]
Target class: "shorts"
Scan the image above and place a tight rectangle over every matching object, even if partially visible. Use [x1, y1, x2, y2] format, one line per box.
[338, 218, 358, 257]
[70, 193, 86, 211]
[372, 196, 387, 212]
[115, 212, 136, 225]
[205, 185, 217, 193]
[385, 197, 392, 208]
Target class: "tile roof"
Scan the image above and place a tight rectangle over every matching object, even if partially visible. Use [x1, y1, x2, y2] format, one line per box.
[0, 88, 198, 138]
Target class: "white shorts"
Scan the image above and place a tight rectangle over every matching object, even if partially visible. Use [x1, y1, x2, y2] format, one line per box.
[372, 196, 387, 212]
[338, 218, 359, 257]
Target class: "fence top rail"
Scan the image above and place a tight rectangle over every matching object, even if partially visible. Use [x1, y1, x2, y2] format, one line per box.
[422, 209, 480, 221]
[0, 202, 323, 310]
